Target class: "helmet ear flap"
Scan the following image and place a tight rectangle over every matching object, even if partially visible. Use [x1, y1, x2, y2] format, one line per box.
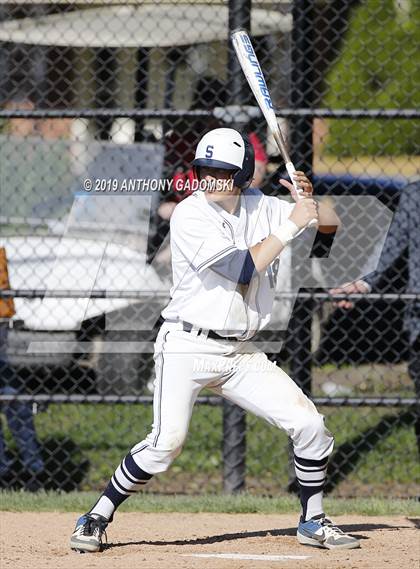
[233, 132, 255, 190]
[193, 165, 201, 180]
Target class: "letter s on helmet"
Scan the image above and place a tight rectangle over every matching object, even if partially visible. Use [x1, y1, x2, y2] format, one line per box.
[192, 128, 255, 190]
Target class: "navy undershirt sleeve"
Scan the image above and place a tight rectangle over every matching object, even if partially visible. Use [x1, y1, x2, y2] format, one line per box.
[209, 249, 256, 284]
[239, 251, 256, 284]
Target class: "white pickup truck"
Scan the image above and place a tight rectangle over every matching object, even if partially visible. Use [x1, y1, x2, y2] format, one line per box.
[4, 233, 169, 395]
[1, 140, 170, 395]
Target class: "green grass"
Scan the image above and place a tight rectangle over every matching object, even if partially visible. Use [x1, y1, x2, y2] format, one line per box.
[1, 491, 419, 516]
[3, 403, 419, 494]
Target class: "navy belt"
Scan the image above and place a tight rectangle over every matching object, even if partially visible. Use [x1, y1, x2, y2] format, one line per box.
[182, 321, 239, 342]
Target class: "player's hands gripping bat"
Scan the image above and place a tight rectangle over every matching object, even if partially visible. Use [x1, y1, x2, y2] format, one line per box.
[231, 29, 317, 227]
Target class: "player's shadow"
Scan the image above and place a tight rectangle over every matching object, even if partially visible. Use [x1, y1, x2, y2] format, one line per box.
[104, 522, 407, 551]
[407, 518, 420, 529]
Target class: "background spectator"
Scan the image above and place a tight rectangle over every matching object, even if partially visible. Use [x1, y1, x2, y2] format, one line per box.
[0, 247, 45, 489]
[331, 180, 420, 454]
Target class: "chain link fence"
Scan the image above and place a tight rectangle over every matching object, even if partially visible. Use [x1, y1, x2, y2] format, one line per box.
[0, 1, 419, 497]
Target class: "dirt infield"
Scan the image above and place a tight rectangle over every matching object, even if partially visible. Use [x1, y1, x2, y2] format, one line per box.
[1, 512, 418, 569]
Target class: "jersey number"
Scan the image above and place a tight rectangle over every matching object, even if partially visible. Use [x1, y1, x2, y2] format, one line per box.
[205, 144, 214, 158]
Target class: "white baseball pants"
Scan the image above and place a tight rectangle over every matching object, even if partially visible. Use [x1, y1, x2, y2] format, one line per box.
[130, 321, 334, 475]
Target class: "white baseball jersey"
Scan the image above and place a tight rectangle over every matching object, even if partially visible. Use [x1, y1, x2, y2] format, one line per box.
[162, 187, 302, 339]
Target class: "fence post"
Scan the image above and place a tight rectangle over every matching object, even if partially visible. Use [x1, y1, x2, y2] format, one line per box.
[289, 0, 315, 396]
[222, 400, 246, 493]
[134, 47, 149, 142]
[94, 47, 117, 140]
[287, 0, 316, 491]
[290, 0, 315, 175]
[221, 0, 252, 494]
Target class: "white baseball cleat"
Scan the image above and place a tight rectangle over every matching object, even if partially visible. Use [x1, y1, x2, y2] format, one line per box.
[70, 514, 108, 553]
[297, 514, 360, 550]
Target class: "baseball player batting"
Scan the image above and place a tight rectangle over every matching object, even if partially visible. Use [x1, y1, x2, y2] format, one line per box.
[70, 128, 360, 552]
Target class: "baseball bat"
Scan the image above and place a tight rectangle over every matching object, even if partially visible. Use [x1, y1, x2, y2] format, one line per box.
[231, 29, 317, 226]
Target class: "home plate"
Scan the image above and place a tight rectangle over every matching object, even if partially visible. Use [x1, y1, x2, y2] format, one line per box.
[182, 553, 311, 561]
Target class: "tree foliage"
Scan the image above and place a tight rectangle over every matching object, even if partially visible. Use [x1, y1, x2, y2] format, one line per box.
[324, 0, 420, 156]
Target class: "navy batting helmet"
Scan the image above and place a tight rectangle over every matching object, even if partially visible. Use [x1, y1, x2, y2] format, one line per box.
[192, 128, 255, 190]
